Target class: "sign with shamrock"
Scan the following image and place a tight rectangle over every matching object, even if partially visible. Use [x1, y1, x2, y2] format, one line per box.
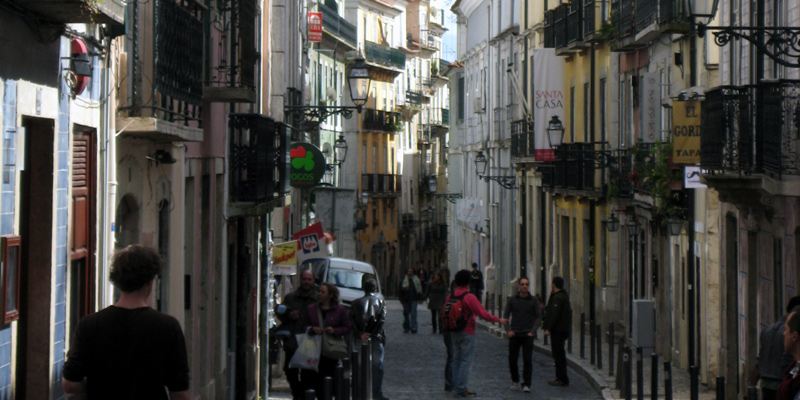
[289, 142, 326, 188]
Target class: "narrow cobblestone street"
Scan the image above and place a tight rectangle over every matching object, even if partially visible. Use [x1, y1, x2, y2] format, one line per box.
[383, 300, 602, 400]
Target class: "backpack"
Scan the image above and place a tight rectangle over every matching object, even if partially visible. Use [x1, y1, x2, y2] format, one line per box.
[442, 291, 471, 332]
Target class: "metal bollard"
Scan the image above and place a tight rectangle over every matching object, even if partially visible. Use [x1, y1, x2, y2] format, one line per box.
[580, 313, 586, 359]
[351, 350, 360, 400]
[650, 353, 658, 400]
[716, 377, 725, 400]
[636, 347, 644, 400]
[664, 361, 673, 400]
[590, 320, 596, 365]
[360, 341, 372, 400]
[609, 323, 616, 376]
[336, 363, 345, 400]
[323, 376, 333, 400]
[747, 385, 759, 400]
[544, 331, 549, 346]
[342, 376, 352, 400]
[596, 324, 602, 369]
[305, 389, 317, 400]
[623, 347, 632, 400]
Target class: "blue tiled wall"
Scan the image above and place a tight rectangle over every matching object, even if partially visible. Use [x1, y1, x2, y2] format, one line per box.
[51, 37, 70, 400]
[0, 79, 16, 399]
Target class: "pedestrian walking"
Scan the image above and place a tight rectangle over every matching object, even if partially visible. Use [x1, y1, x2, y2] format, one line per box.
[444, 269, 508, 397]
[62, 245, 190, 400]
[427, 272, 447, 334]
[468, 262, 484, 302]
[543, 276, 572, 387]
[304, 283, 352, 398]
[754, 296, 800, 400]
[778, 306, 800, 400]
[503, 277, 540, 393]
[443, 279, 456, 392]
[351, 277, 389, 400]
[400, 268, 422, 334]
[277, 269, 319, 399]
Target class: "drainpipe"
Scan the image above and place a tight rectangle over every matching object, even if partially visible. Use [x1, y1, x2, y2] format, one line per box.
[99, 28, 119, 308]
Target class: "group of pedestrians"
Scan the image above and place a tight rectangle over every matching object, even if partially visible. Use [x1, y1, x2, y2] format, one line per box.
[277, 269, 388, 400]
[755, 296, 800, 400]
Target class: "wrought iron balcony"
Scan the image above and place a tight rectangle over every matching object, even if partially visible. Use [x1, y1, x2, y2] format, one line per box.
[363, 109, 402, 133]
[365, 41, 406, 81]
[442, 109, 450, 125]
[610, 0, 637, 51]
[567, 1, 583, 45]
[361, 174, 402, 197]
[204, 0, 258, 103]
[610, 0, 689, 51]
[21, 0, 125, 26]
[118, 0, 204, 142]
[553, 4, 569, 49]
[319, 1, 357, 49]
[702, 81, 800, 178]
[229, 114, 288, 204]
[544, 10, 555, 48]
[511, 119, 535, 160]
[583, 0, 597, 38]
[406, 90, 427, 105]
[553, 143, 596, 192]
[607, 149, 634, 198]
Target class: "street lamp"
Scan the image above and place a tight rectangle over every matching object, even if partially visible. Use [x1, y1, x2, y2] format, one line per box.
[547, 115, 565, 149]
[347, 57, 370, 110]
[474, 150, 516, 190]
[427, 175, 438, 193]
[667, 218, 684, 237]
[605, 212, 620, 233]
[334, 134, 348, 165]
[626, 218, 640, 236]
[475, 151, 488, 176]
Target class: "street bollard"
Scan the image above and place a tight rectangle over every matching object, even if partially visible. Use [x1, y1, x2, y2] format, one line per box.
[596, 324, 602, 369]
[323, 376, 333, 400]
[305, 389, 316, 400]
[351, 350, 360, 400]
[664, 361, 673, 400]
[716, 376, 725, 400]
[623, 346, 632, 400]
[336, 363, 345, 400]
[360, 341, 372, 400]
[544, 331, 549, 346]
[609, 323, 615, 376]
[636, 347, 644, 400]
[747, 386, 758, 400]
[580, 313, 586, 359]
[590, 320, 596, 365]
[650, 353, 658, 400]
[343, 376, 352, 400]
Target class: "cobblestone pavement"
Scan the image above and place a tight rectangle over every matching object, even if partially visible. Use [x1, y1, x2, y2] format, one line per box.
[383, 300, 603, 400]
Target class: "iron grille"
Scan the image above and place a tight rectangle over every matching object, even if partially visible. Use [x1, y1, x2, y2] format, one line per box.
[363, 109, 402, 132]
[229, 114, 287, 203]
[511, 119, 535, 158]
[759, 80, 800, 176]
[608, 149, 633, 198]
[612, 0, 635, 38]
[544, 10, 555, 48]
[319, 1, 357, 47]
[554, 4, 568, 48]
[583, 0, 596, 37]
[553, 143, 595, 191]
[207, 0, 257, 90]
[361, 174, 400, 194]
[701, 86, 752, 173]
[635, 0, 657, 31]
[154, 0, 203, 111]
[567, 0, 582, 44]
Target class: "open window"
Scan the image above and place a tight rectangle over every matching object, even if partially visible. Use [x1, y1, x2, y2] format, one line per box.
[2, 235, 21, 324]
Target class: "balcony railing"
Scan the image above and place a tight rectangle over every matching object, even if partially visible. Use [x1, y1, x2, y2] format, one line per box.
[567, 1, 582, 45]
[406, 90, 425, 105]
[442, 109, 450, 125]
[511, 119, 535, 159]
[553, 4, 569, 49]
[319, 1, 357, 48]
[544, 10, 555, 48]
[22, 0, 125, 25]
[611, 0, 636, 40]
[607, 149, 633, 198]
[205, 0, 257, 102]
[363, 109, 402, 133]
[365, 41, 406, 71]
[583, 0, 597, 37]
[553, 143, 595, 191]
[229, 114, 288, 203]
[702, 81, 800, 177]
[361, 174, 402, 195]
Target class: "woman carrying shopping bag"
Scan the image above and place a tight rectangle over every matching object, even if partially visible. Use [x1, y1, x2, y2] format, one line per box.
[304, 283, 352, 398]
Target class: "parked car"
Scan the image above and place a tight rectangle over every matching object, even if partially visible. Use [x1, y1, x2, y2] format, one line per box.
[300, 257, 381, 306]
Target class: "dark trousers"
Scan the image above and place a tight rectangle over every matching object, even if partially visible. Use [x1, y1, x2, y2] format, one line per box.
[444, 331, 454, 391]
[550, 332, 569, 384]
[283, 347, 304, 399]
[762, 387, 777, 400]
[509, 335, 534, 386]
[431, 308, 440, 333]
[301, 356, 339, 399]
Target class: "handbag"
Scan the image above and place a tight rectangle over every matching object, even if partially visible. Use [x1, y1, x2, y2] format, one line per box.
[317, 307, 348, 359]
[288, 333, 321, 371]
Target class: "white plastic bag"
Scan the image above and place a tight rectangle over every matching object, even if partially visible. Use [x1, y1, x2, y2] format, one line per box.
[289, 333, 321, 371]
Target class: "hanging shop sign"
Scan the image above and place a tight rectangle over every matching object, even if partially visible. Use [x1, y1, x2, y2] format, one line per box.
[292, 222, 330, 262]
[289, 142, 326, 188]
[308, 11, 323, 43]
[672, 100, 702, 165]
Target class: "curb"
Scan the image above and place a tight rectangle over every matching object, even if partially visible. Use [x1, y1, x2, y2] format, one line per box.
[477, 320, 616, 400]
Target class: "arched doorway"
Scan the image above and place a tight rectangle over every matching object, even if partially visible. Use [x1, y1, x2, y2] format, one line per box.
[115, 194, 140, 248]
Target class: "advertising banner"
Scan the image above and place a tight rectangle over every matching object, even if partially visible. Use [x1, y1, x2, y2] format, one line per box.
[292, 222, 329, 262]
[290, 142, 326, 188]
[640, 72, 660, 143]
[672, 100, 701, 165]
[533, 48, 565, 162]
[308, 12, 322, 43]
[272, 241, 298, 275]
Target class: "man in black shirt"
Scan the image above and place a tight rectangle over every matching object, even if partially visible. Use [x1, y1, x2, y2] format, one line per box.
[503, 277, 540, 393]
[469, 262, 484, 301]
[543, 276, 571, 387]
[62, 245, 190, 400]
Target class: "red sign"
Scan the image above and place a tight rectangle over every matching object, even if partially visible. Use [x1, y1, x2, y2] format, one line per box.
[308, 11, 322, 43]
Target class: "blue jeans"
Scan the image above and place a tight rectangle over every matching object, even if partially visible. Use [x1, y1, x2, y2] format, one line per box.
[402, 301, 418, 332]
[451, 331, 476, 395]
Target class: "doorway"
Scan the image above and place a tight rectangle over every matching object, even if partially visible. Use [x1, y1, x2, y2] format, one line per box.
[69, 128, 96, 344]
[724, 214, 739, 397]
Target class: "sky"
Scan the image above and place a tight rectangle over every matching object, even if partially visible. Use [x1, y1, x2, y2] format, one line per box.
[441, 0, 458, 61]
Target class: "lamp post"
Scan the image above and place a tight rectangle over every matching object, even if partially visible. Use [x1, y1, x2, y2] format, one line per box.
[605, 212, 620, 233]
[547, 115, 565, 149]
[474, 150, 516, 190]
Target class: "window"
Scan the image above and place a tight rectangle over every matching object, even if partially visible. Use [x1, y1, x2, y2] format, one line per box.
[774, 238, 784, 320]
[569, 86, 575, 142]
[457, 76, 465, 120]
[600, 78, 606, 142]
[583, 82, 589, 140]
[1, 235, 21, 324]
[362, 142, 367, 174]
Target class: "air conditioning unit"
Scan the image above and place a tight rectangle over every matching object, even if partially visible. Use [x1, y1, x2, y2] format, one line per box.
[473, 96, 484, 113]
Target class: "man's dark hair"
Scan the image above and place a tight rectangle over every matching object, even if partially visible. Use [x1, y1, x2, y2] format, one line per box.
[552, 276, 565, 290]
[110, 245, 162, 293]
[471, 262, 478, 269]
[455, 269, 471, 286]
[787, 306, 800, 334]
[363, 277, 378, 294]
[786, 296, 800, 315]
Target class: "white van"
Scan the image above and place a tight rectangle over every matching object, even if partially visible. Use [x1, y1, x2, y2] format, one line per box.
[300, 257, 381, 306]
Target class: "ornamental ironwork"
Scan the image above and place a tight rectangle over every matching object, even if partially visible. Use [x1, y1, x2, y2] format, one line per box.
[229, 114, 288, 203]
[698, 24, 800, 68]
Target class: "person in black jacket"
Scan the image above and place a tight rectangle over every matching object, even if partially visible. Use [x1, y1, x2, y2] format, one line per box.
[503, 277, 540, 393]
[543, 276, 572, 387]
[352, 277, 388, 400]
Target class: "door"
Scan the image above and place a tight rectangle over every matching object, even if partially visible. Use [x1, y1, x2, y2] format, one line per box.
[69, 129, 96, 342]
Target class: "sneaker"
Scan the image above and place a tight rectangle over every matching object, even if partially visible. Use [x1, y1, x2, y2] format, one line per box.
[547, 379, 568, 386]
[522, 385, 531, 393]
[510, 382, 521, 391]
[457, 390, 477, 397]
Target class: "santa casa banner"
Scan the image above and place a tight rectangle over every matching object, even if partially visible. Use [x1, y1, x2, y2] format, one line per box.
[292, 222, 329, 262]
[533, 48, 565, 162]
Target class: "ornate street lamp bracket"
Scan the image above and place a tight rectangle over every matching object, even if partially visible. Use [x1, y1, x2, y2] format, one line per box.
[479, 175, 517, 190]
[284, 105, 359, 132]
[697, 24, 800, 68]
[433, 193, 463, 204]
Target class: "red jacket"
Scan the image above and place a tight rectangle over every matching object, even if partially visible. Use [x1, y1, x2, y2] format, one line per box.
[446, 286, 501, 335]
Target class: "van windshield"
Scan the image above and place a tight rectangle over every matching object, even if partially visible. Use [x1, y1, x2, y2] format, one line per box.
[327, 268, 375, 290]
